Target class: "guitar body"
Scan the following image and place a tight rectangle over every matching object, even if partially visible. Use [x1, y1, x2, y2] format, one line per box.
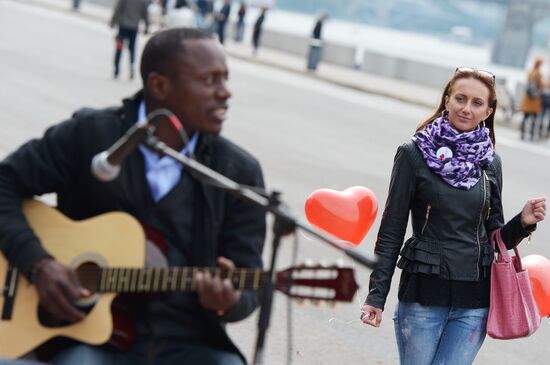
[0, 200, 145, 359]
[0, 201, 359, 359]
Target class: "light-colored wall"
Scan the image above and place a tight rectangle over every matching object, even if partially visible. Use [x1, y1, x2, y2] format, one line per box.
[258, 28, 454, 88]
[322, 41, 356, 68]
[261, 30, 310, 57]
[362, 51, 454, 88]
[261, 30, 357, 68]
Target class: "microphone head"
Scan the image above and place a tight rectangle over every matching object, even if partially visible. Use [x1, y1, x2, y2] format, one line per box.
[91, 151, 121, 182]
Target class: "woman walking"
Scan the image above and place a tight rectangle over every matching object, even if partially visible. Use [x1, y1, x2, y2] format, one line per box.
[361, 67, 546, 365]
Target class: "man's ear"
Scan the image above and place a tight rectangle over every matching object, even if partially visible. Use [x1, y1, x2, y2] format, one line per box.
[146, 72, 171, 101]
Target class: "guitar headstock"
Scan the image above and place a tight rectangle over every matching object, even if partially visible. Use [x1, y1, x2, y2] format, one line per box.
[275, 264, 359, 304]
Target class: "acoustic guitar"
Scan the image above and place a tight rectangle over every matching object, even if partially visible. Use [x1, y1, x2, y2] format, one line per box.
[0, 200, 359, 359]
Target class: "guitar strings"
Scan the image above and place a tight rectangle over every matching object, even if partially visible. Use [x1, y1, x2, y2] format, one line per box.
[76, 267, 265, 293]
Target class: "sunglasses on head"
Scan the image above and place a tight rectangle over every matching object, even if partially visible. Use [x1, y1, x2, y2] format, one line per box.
[455, 67, 496, 85]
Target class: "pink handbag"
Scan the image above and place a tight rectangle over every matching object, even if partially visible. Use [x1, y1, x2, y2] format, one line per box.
[487, 229, 541, 339]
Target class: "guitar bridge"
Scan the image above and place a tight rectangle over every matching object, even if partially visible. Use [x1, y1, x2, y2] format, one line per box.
[2, 266, 19, 320]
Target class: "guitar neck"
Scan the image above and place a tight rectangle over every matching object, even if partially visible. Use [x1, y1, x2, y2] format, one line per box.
[76, 260, 358, 302]
[92, 267, 268, 294]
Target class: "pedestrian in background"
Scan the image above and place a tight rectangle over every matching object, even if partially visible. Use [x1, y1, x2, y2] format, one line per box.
[306, 12, 328, 71]
[361, 67, 546, 365]
[215, 0, 231, 45]
[161, 0, 169, 16]
[234, 1, 246, 42]
[520, 58, 544, 141]
[110, 0, 150, 80]
[72, 0, 81, 11]
[165, 0, 197, 28]
[252, 6, 267, 55]
[196, 0, 214, 32]
[538, 76, 550, 140]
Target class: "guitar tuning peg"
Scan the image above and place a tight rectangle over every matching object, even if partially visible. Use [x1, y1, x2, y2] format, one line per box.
[335, 259, 346, 268]
[295, 298, 305, 306]
[304, 259, 315, 267]
[327, 301, 336, 309]
[296, 260, 308, 268]
[319, 260, 328, 268]
[310, 299, 320, 307]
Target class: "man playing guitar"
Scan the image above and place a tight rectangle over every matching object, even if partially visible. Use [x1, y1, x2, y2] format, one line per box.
[0, 28, 266, 365]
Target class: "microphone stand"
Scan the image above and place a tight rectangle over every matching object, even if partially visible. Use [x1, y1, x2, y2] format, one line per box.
[143, 135, 378, 365]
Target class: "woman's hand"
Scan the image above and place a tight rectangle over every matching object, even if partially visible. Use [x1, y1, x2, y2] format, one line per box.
[520, 197, 547, 228]
[360, 304, 383, 327]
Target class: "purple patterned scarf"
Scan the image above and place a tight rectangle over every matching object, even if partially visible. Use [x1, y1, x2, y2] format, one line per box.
[412, 115, 494, 190]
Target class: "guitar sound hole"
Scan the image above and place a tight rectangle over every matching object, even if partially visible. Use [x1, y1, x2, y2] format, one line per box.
[37, 262, 100, 328]
[76, 262, 101, 294]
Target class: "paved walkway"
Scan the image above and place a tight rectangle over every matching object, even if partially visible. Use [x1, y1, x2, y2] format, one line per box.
[18, 0, 442, 109]
[16, 0, 549, 142]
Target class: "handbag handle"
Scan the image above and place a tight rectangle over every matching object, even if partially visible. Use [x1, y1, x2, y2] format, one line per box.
[490, 228, 523, 270]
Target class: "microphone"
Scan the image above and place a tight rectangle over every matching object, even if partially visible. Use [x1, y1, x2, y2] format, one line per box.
[91, 108, 187, 182]
[91, 118, 152, 182]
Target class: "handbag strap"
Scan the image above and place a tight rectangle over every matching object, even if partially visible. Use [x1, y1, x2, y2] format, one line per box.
[490, 228, 523, 269]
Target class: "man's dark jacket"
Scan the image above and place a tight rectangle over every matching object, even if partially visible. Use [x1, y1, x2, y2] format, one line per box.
[0, 92, 266, 356]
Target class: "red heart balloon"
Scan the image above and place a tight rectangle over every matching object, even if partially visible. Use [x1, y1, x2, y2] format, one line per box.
[304, 186, 378, 246]
[523, 254, 550, 317]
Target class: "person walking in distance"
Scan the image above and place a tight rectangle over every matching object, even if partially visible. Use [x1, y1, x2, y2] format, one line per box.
[538, 76, 550, 140]
[307, 12, 328, 71]
[72, 0, 81, 11]
[361, 67, 546, 365]
[0, 28, 266, 365]
[196, 0, 215, 33]
[165, 0, 197, 28]
[252, 6, 267, 55]
[234, 1, 246, 42]
[215, 0, 231, 45]
[111, 0, 149, 80]
[520, 58, 544, 141]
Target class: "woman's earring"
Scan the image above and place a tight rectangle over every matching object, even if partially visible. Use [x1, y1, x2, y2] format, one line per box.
[441, 109, 449, 118]
[480, 119, 486, 128]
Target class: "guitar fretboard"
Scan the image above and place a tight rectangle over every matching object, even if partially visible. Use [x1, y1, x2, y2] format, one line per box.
[96, 267, 267, 293]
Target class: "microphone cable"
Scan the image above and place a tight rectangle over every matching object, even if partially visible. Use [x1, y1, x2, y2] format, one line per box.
[145, 108, 191, 150]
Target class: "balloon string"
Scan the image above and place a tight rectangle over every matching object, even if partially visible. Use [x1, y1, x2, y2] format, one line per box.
[324, 259, 371, 328]
[328, 317, 357, 326]
[298, 226, 372, 328]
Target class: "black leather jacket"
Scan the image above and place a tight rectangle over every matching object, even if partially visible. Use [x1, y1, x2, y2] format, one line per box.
[366, 141, 534, 310]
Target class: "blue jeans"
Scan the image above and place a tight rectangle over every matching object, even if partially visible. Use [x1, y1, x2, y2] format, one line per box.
[50, 337, 244, 365]
[234, 20, 245, 42]
[307, 45, 322, 71]
[393, 302, 489, 365]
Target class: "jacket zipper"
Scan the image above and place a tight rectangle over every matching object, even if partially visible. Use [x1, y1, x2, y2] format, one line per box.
[490, 171, 491, 221]
[476, 171, 488, 280]
[421, 204, 431, 235]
